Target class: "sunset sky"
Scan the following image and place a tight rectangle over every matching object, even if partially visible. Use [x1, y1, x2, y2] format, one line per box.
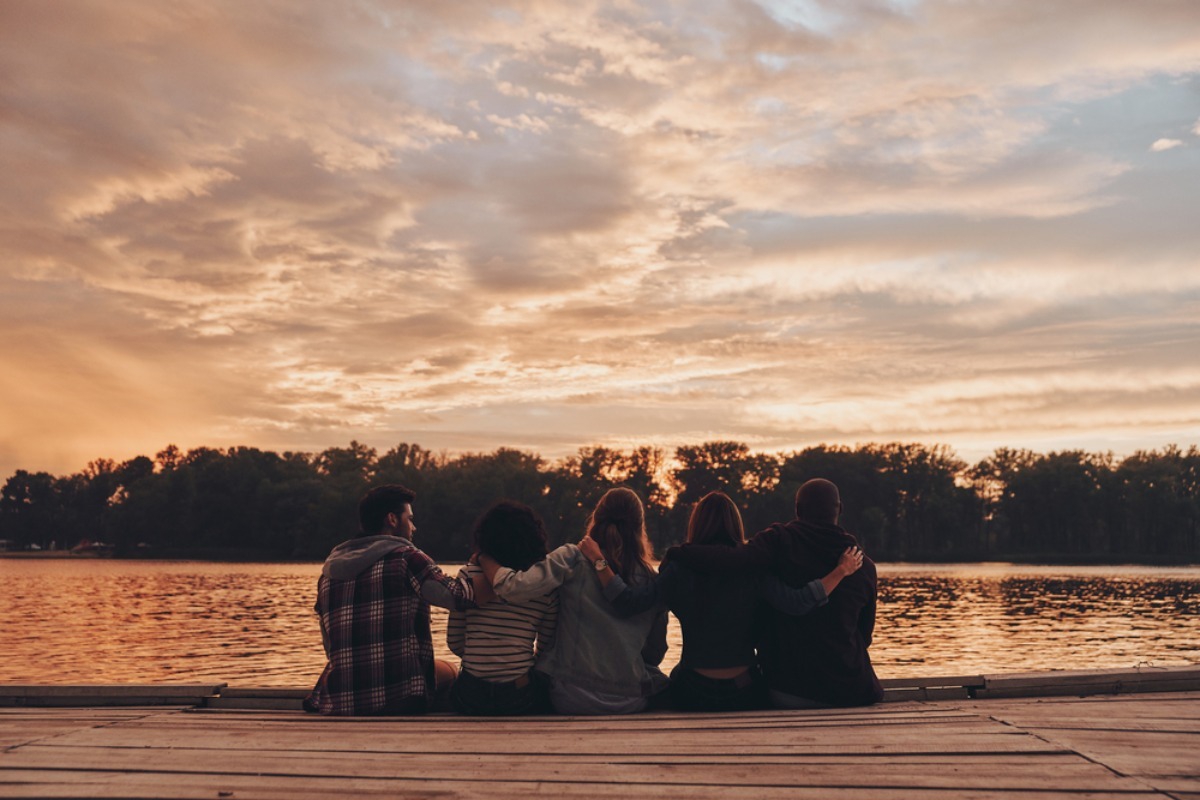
[2, 0, 1199, 479]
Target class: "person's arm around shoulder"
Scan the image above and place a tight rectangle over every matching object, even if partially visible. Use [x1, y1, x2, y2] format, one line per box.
[535, 589, 559, 654]
[409, 548, 476, 611]
[641, 605, 669, 667]
[761, 546, 863, 616]
[481, 543, 581, 602]
[446, 565, 472, 658]
[820, 546, 863, 597]
[580, 534, 668, 618]
[667, 535, 773, 574]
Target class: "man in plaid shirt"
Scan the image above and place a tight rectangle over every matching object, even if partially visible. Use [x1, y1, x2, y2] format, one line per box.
[306, 484, 482, 715]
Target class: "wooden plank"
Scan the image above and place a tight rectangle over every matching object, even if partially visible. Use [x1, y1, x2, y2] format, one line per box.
[0, 696, 210, 708]
[1008, 728, 1200, 779]
[879, 675, 985, 689]
[0, 685, 223, 708]
[0, 708, 178, 719]
[7, 718, 1020, 749]
[1142, 778, 1200, 792]
[69, 713, 1004, 737]
[881, 687, 970, 702]
[145, 710, 984, 733]
[0, 709, 183, 748]
[0, 724, 100, 749]
[3, 719, 1062, 754]
[218, 687, 310, 699]
[975, 677, 1200, 699]
[990, 717, 1200, 733]
[202, 683, 956, 710]
[980, 711, 1200, 733]
[958, 692, 1200, 717]
[0, 746, 1146, 791]
[0, 752, 1095, 768]
[181, 708, 968, 725]
[0, 770, 1172, 800]
[982, 666, 1200, 690]
[204, 697, 306, 710]
[0, 685, 225, 698]
[31, 709, 1016, 736]
[189, 705, 955, 724]
[963, 690, 1200, 707]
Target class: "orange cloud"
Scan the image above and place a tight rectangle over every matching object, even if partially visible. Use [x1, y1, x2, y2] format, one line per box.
[2, 0, 1199, 477]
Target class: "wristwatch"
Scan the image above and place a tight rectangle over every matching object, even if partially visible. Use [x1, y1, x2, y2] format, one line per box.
[593, 558, 608, 572]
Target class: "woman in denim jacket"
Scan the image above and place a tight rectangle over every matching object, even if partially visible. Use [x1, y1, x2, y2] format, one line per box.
[480, 487, 668, 714]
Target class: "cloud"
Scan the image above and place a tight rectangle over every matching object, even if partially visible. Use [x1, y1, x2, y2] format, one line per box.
[1151, 138, 1184, 151]
[2, 0, 1200, 477]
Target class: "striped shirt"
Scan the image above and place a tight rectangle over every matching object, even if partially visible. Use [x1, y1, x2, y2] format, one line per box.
[448, 562, 558, 681]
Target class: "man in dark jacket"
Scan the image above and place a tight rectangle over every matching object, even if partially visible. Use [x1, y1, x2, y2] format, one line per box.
[672, 478, 883, 707]
[752, 479, 882, 707]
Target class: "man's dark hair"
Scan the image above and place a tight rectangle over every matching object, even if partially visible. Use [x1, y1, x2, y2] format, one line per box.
[472, 500, 549, 571]
[795, 478, 841, 524]
[359, 484, 416, 535]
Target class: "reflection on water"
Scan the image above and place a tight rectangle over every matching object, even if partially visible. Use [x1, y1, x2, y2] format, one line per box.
[1, 560, 1196, 686]
[877, 563, 1199, 675]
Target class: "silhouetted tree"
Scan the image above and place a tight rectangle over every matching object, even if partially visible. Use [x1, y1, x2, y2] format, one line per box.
[1, 470, 62, 550]
[3, 440, 1197, 563]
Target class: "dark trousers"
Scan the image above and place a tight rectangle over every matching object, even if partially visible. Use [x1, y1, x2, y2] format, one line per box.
[668, 665, 768, 712]
[450, 669, 547, 716]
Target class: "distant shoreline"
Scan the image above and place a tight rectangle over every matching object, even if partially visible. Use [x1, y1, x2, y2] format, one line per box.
[2, 551, 1195, 567]
[0, 551, 109, 560]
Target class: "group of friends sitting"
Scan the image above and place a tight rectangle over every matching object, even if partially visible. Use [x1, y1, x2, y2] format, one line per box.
[305, 478, 883, 716]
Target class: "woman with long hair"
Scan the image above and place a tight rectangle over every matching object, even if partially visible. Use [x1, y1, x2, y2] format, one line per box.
[580, 491, 861, 711]
[447, 500, 557, 715]
[480, 487, 668, 714]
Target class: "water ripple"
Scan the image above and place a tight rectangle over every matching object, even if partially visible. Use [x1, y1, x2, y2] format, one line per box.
[1, 560, 1195, 686]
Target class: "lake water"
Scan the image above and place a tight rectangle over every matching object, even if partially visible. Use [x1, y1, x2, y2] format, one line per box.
[1, 559, 1197, 687]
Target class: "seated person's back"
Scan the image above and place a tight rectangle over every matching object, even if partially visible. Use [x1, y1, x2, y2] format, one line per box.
[308, 484, 476, 716]
[448, 501, 557, 715]
[752, 478, 882, 707]
[483, 488, 669, 715]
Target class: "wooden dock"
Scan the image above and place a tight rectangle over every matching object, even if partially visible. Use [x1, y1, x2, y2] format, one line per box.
[1, 667, 1198, 799]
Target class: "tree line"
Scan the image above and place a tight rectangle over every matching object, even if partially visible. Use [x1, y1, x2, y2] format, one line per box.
[1, 441, 1197, 564]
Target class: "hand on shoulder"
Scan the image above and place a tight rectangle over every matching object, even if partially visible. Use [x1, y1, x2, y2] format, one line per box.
[577, 534, 603, 561]
[837, 546, 864, 577]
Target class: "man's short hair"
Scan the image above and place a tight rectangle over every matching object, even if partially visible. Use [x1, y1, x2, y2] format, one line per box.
[359, 484, 416, 535]
[795, 478, 841, 524]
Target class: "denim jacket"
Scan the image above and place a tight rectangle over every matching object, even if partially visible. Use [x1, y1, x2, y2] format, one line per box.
[492, 544, 669, 697]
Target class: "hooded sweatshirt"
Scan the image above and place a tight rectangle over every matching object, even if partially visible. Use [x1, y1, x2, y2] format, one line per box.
[322, 534, 408, 579]
[308, 534, 475, 715]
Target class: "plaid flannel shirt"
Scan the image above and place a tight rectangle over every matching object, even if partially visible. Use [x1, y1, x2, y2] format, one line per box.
[309, 542, 474, 715]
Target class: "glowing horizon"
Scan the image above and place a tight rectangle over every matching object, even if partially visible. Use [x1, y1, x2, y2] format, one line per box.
[2, 1, 1199, 479]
